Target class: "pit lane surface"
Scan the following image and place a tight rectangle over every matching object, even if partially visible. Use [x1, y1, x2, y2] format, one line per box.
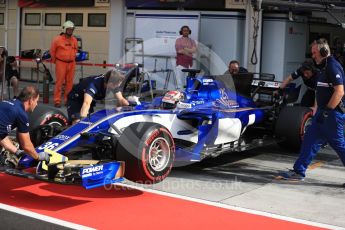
[141, 144, 345, 228]
[1, 144, 344, 229]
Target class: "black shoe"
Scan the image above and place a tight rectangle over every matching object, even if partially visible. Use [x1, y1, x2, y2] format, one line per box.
[54, 103, 61, 108]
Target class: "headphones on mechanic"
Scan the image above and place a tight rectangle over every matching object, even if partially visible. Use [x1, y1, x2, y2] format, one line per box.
[179, 26, 191, 35]
[316, 39, 330, 58]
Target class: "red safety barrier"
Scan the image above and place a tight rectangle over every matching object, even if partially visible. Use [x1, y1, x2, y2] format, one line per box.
[15, 56, 117, 68]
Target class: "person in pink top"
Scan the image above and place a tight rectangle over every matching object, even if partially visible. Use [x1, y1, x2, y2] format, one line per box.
[175, 25, 197, 89]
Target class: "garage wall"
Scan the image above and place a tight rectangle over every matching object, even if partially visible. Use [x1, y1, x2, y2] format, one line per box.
[261, 14, 307, 81]
[309, 22, 345, 51]
[0, 1, 19, 56]
[108, 0, 125, 65]
[125, 10, 245, 75]
[21, 7, 111, 79]
[0, 7, 6, 49]
[200, 11, 246, 74]
[310, 11, 345, 46]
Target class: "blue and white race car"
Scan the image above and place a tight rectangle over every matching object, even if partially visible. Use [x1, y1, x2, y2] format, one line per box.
[1, 68, 313, 188]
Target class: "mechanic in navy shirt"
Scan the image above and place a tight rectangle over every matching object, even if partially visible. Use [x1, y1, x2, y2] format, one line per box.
[280, 39, 345, 181]
[224, 60, 248, 75]
[275, 60, 318, 107]
[0, 86, 50, 164]
[66, 70, 129, 124]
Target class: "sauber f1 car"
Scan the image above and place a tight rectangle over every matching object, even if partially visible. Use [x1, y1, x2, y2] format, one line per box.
[0, 68, 313, 189]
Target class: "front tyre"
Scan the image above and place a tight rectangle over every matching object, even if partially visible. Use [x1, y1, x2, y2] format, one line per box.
[29, 104, 68, 146]
[116, 122, 175, 184]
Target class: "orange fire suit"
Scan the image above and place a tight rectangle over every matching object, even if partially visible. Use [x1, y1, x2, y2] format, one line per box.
[50, 34, 78, 105]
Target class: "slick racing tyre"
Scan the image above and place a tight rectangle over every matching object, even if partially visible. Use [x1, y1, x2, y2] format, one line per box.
[116, 122, 175, 184]
[29, 104, 68, 146]
[275, 106, 313, 150]
[29, 104, 68, 128]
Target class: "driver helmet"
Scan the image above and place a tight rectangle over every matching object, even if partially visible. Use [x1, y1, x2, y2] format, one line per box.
[162, 90, 184, 109]
[62, 20, 75, 33]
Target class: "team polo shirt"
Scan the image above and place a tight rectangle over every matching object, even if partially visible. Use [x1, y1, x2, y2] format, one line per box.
[0, 99, 29, 137]
[68, 75, 120, 102]
[291, 67, 318, 90]
[316, 56, 345, 108]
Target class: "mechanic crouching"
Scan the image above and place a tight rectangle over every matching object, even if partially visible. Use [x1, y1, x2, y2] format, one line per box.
[0, 86, 50, 166]
[66, 70, 134, 124]
[280, 39, 345, 181]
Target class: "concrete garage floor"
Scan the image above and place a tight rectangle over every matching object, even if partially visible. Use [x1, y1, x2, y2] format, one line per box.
[125, 144, 345, 228]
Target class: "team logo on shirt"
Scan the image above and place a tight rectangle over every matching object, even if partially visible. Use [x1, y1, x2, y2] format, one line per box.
[3, 101, 14, 106]
[336, 74, 341, 79]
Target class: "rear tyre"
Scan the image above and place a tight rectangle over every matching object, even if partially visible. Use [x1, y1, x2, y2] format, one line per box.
[275, 106, 313, 150]
[116, 122, 175, 184]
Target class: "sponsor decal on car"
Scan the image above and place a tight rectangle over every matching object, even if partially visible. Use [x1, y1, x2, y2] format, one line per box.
[177, 102, 192, 109]
[192, 100, 205, 105]
[79, 121, 93, 125]
[82, 165, 104, 178]
[54, 134, 71, 141]
[217, 88, 239, 108]
[37, 141, 59, 150]
[202, 79, 214, 85]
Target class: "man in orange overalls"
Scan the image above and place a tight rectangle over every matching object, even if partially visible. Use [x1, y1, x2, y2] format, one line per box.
[50, 20, 78, 108]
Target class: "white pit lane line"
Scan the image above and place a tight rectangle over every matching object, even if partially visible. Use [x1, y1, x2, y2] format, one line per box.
[0, 203, 95, 230]
[117, 183, 345, 230]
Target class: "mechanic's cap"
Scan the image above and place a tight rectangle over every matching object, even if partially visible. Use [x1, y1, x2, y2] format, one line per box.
[104, 69, 125, 85]
[63, 20, 75, 33]
[162, 90, 184, 109]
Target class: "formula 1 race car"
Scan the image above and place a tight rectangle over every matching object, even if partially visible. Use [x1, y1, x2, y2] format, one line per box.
[0, 68, 313, 188]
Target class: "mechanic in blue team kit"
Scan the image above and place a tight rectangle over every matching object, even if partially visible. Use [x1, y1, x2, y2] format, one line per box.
[0, 86, 50, 166]
[280, 39, 345, 181]
[274, 60, 318, 107]
[66, 70, 132, 124]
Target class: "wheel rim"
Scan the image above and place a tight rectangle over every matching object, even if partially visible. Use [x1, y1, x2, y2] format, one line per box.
[302, 116, 313, 135]
[148, 137, 170, 172]
[48, 121, 63, 127]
